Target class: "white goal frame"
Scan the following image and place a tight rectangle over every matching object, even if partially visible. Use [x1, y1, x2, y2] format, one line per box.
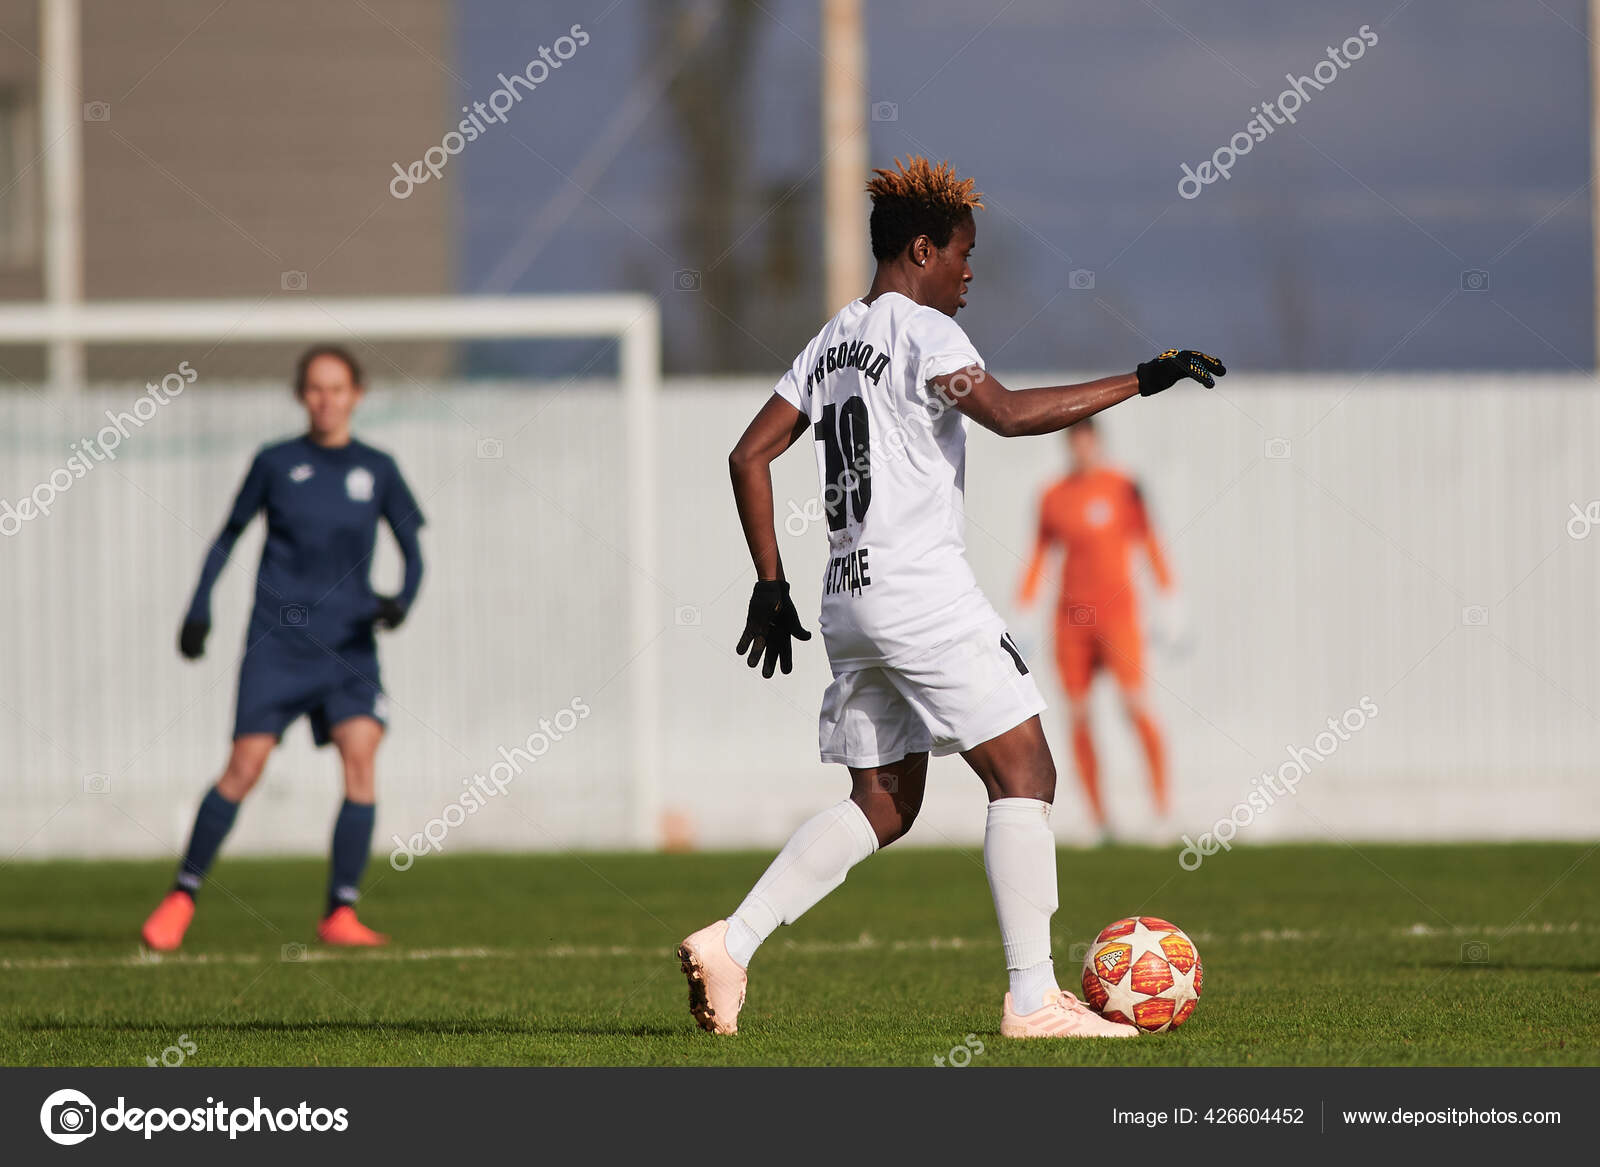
[0, 294, 663, 848]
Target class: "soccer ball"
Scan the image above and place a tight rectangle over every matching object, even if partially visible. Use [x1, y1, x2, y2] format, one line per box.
[1081, 916, 1202, 1033]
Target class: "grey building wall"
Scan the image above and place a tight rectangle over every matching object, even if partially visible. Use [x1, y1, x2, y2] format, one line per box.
[0, 0, 453, 384]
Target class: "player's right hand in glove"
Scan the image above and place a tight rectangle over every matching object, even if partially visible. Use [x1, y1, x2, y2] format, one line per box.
[178, 619, 209, 660]
[1136, 349, 1227, 396]
[736, 579, 811, 678]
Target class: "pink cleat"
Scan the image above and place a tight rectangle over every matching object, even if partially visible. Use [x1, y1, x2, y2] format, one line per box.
[677, 920, 747, 1035]
[141, 891, 196, 952]
[1001, 988, 1140, 1039]
[316, 906, 388, 947]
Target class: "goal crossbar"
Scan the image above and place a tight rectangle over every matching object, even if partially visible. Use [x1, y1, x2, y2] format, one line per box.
[0, 294, 658, 344]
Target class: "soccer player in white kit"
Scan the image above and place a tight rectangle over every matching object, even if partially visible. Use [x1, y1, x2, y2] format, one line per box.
[678, 157, 1225, 1038]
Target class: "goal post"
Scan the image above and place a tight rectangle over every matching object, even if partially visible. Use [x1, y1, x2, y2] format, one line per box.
[0, 294, 656, 382]
[0, 294, 663, 852]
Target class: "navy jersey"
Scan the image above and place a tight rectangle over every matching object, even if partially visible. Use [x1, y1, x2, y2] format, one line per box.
[186, 436, 424, 659]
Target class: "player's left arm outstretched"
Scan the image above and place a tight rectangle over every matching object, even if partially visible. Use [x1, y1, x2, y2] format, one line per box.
[934, 348, 1225, 437]
[374, 461, 426, 630]
[728, 395, 813, 678]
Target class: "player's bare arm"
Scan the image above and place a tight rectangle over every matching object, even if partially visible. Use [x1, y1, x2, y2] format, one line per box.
[729, 395, 813, 677]
[932, 349, 1226, 439]
[729, 395, 809, 581]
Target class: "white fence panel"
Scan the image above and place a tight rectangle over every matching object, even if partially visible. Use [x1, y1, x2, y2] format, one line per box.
[3, 373, 1597, 857]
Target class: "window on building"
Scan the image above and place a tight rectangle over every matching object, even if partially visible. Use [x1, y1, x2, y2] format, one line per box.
[0, 88, 39, 267]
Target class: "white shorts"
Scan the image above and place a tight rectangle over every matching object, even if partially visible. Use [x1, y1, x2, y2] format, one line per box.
[818, 618, 1048, 768]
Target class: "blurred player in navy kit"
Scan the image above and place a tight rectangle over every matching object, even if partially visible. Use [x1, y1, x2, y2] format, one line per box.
[141, 345, 424, 951]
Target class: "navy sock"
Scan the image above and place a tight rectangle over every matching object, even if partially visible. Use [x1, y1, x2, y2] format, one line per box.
[174, 786, 240, 898]
[326, 799, 376, 918]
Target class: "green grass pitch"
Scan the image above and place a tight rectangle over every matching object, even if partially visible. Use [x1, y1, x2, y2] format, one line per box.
[1, 843, 1595, 1066]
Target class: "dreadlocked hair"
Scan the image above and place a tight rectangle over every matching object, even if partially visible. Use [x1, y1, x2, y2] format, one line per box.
[865, 156, 983, 261]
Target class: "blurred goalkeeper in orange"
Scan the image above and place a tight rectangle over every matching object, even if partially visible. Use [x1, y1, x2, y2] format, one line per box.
[1018, 418, 1176, 840]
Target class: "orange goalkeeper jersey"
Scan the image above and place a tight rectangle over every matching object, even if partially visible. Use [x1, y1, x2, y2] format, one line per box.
[1019, 467, 1171, 610]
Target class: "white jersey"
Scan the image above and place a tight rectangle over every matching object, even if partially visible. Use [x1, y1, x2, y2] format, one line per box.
[775, 291, 999, 669]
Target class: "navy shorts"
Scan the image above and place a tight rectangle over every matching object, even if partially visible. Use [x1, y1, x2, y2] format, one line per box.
[233, 648, 387, 747]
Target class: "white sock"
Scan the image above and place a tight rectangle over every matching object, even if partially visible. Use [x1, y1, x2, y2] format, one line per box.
[726, 799, 879, 968]
[1010, 960, 1058, 1015]
[984, 797, 1061, 1014]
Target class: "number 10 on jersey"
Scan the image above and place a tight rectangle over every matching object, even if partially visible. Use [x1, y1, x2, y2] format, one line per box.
[814, 396, 872, 531]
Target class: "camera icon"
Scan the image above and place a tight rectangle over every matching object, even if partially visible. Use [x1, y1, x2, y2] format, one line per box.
[476, 437, 504, 460]
[280, 603, 308, 627]
[674, 605, 701, 627]
[1068, 269, 1096, 291]
[47, 1096, 96, 1144]
[871, 101, 899, 122]
[82, 772, 111, 795]
[1264, 437, 1292, 460]
[281, 270, 308, 292]
[281, 942, 308, 962]
[1460, 269, 1490, 292]
[1461, 605, 1488, 627]
[1066, 940, 1093, 965]
[1460, 940, 1489, 963]
[673, 269, 702, 292]
[82, 101, 111, 122]
[1068, 604, 1096, 627]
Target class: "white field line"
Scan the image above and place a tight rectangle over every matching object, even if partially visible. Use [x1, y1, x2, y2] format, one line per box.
[0, 920, 1592, 973]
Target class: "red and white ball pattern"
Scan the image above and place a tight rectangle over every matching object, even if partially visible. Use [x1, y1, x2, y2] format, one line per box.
[1081, 916, 1202, 1033]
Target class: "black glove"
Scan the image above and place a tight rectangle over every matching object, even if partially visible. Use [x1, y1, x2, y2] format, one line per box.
[178, 619, 209, 660]
[374, 595, 408, 630]
[736, 579, 811, 678]
[1136, 349, 1227, 396]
